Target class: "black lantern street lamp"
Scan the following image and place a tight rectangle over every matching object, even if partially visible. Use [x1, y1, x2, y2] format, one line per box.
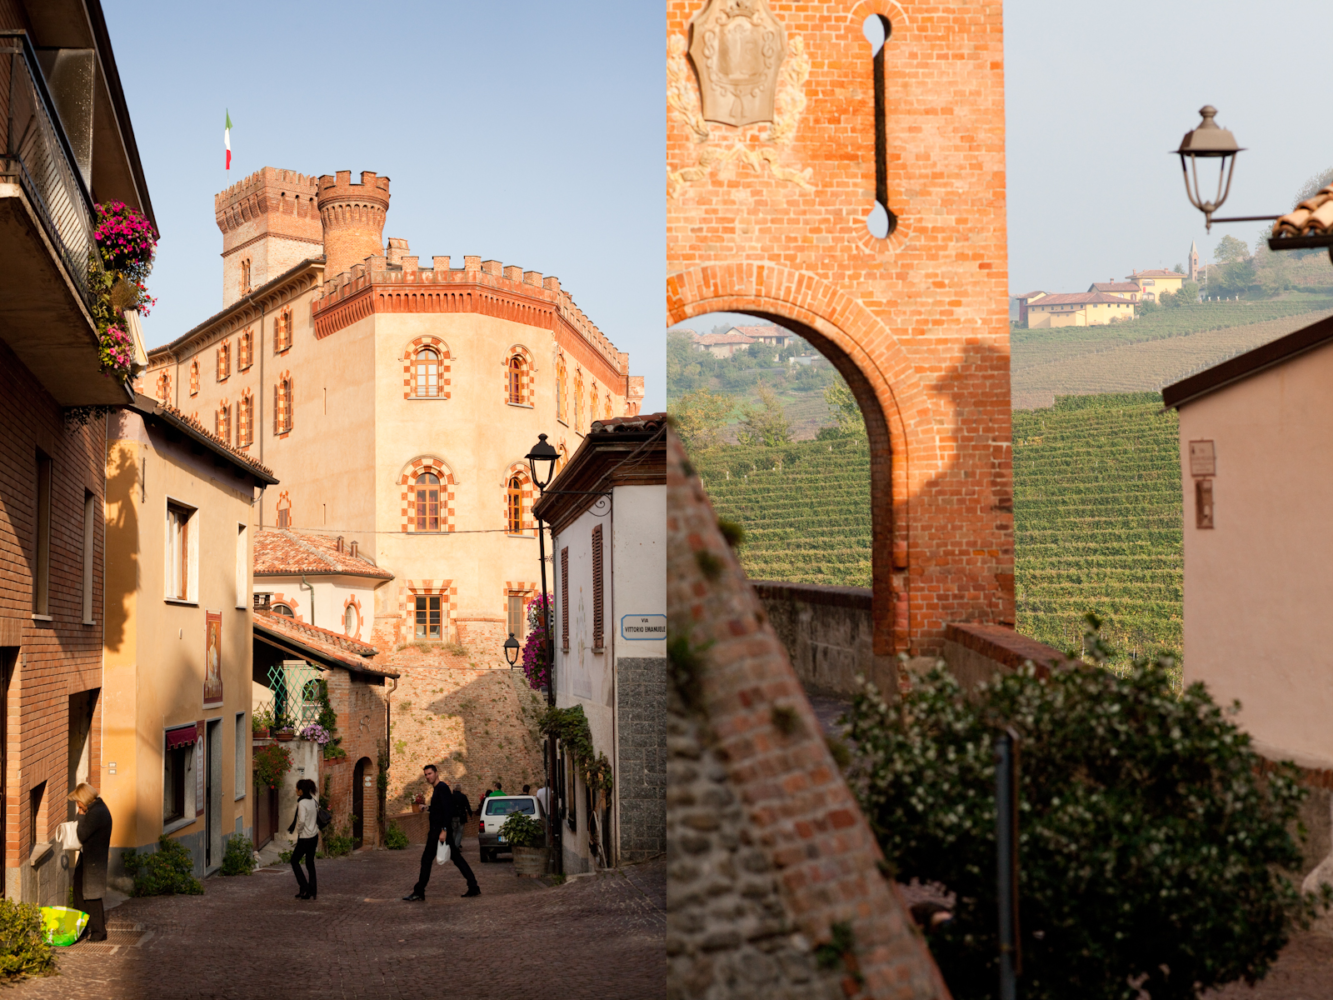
[526, 433, 559, 492]
[1175, 105, 1242, 233]
[503, 632, 520, 668]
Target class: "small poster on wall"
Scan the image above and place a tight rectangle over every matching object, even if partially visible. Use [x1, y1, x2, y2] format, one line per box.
[204, 611, 224, 708]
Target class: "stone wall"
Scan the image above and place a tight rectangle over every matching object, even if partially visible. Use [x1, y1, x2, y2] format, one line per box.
[753, 582, 880, 698]
[617, 655, 667, 862]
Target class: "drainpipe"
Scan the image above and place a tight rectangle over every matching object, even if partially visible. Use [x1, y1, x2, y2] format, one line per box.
[300, 573, 314, 628]
[383, 675, 397, 844]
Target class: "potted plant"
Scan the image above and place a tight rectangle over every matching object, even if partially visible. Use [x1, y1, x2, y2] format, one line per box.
[273, 712, 296, 741]
[252, 707, 274, 739]
[500, 812, 547, 876]
[253, 742, 292, 793]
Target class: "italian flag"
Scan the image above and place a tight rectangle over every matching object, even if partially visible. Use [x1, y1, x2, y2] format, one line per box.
[224, 110, 232, 170]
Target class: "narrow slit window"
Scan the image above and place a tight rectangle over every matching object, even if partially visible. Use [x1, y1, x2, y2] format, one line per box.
[864, 14, 898, 239]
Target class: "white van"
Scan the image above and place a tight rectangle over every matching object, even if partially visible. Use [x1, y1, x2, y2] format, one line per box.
[477, 794, 544, 862]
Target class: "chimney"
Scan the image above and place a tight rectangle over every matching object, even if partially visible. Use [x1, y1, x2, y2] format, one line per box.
[336, 535, 344, 554]
[349, 540, 359, 559]
[317, 170, 391, 281]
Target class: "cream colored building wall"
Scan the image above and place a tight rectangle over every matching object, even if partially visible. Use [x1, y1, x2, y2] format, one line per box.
[103, 412, 256, 857]
[253, 575, 385, 644]
[1179, 340, 1333, 771]
[222, 240, 321, 310]
[1028, 301, 1134, 328]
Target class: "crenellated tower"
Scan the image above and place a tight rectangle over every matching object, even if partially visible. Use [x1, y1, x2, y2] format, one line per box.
[316, 170, 390, 281]
[215, 167, 322, 308]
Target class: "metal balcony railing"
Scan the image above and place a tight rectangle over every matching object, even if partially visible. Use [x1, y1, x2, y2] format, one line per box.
[0, 32, 96, 307]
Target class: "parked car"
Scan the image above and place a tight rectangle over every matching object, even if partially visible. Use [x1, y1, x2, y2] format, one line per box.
[477, 794, 544, 862]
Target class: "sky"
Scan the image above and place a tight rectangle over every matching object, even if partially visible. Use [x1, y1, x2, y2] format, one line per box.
[103, 0, 665, 411]
[1005, 0, 1333, 297]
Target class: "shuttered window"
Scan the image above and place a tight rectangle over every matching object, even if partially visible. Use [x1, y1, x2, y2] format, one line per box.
[560, 547, 569, 652]
[591, 525, 603, 650]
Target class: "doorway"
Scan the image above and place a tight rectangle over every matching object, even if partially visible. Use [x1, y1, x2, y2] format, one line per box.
[205, 720, 222, 869]
[352, 757, 367, 848]
[67, 690, 97, 822]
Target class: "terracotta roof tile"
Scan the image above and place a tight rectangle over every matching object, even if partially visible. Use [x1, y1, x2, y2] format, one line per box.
[1274, 185, 1333, 237]
[1028, 292, 1133, 307]
[254, 529, 393, 580]
[1089, 282, 1141, 294]
[1127, 270, 1184, 279]
[590, 412, 667, 434]
[132, 394, 276, 481]
[695, 332, 757, 346]
[729, 324, 788, 339]
[253, 608, 397, 677]
[1015, 290, 1046, 300]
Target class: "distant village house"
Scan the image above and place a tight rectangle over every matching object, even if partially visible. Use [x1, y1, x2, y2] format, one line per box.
[1025, 291, 1136, 328]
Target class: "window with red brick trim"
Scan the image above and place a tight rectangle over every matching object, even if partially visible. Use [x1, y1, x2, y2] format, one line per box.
[604, 392, 613, 421]
[217, 341, 231, 381]
[155, 370, 171, 403]
[240, 258, 252, 295]
[238, 393, 253, 447]
[556, 357, 567, 422]
[414, 473, 440, 532]
[274, 377, 292, 434]
[216, 403, 231, 444]
[591, 524, 604, 650]
[238, 330, 253, 370]
[189, 361, 199, 396]
[274, 309, 293, 353]
[560, 547, 569, 652]
[414, 348, 440, 397]
[574, 370, 584, 432]
[276, 491, 291, 528]
[506, 476, 522, 533]
[507, 355, 526, 404]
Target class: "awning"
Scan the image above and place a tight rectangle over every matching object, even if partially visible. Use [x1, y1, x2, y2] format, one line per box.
[165, 724, 197, 750]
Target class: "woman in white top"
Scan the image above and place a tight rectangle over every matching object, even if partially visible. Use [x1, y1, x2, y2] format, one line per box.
[288, 778, 319, 900]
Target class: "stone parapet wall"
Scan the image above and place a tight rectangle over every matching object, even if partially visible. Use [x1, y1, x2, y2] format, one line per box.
[752, 581, 880, 698]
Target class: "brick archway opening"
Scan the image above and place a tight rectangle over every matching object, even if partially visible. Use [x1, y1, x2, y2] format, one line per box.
[669, 274, 933, 659]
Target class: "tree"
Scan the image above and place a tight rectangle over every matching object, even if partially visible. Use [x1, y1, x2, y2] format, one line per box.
[1214, 234, 1249, 264]
[1173, 262, 1185, 274]
[736, 384, 791, 447]
[670, 388, 733, 452]
[846, 618, 1329, 1000]
[1178, 279, 1200, 304]
[820, 377, 866, 438]
[745, 341, 778, 367]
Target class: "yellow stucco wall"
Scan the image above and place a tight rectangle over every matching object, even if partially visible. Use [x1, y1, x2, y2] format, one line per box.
[104, 411, 256, 856]
[1136, 274, 1185, 301]
[1027, 300, 1135, 328]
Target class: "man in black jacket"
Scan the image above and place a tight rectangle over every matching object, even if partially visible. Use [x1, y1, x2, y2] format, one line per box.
[403, 763, 480, 901]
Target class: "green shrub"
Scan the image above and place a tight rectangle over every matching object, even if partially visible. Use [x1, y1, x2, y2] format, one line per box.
[499, 811, 544, 848]
[321, 820, 355, 858]
[846, 619, 1330, 1000]
[0, 899, 53, 980]
[278, 849, 293, 864]
[219, 835, 255, 877]
[121, 836, 204, 897]
[253, 742, 292, 791]
[385, 822, 409, 850]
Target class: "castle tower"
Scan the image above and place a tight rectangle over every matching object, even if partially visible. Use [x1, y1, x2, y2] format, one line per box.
[215, 167, 322, 308]
[316, 170, 391, 280]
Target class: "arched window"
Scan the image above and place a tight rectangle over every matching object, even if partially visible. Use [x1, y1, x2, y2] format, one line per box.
[217, 341, 231, 381]
[239, 330, 253, 370]
[275, 377, 293, 434]
[240, 258, 252, 295]
[276, 490, 292, 528]
[574, 370, 584, 432]
[507, 355, 526, 404]
[238, 394, 253, 447]
[216, 404, 231, 444]
[507, 476, 523, 533]
[189, 361, 199, 396]
[414, 472, 440, 532]
[344, 604, 357, 636]
[274, 309, 292, 353]
[272, 603, 293, 617]
[557, 357, 567, 422]
[155, 371, 170, 403]
[414, 348, 440, 398]
[604, 392, 613, 421]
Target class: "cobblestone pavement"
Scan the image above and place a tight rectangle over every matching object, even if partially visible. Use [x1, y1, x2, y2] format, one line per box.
[12, 840, 665, 999]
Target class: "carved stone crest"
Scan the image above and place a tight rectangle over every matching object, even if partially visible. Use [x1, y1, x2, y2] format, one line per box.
[688, 0, 786, 127]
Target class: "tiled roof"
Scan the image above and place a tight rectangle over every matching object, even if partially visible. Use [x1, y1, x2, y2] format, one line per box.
[1089, 282, 1140, 294]
[729, 324, 788, 339]
[696, 332, 757, 346]
[1128, 270, 1183, 279]
[1028, 292, 1132, 308]
[1015, 290, 1046, 300]
[253, 608, 397, 678]
[590, 412, 668, 435]
[1273, 185, 1333, 237]
[254, 529, 393, 580]
[130, 394, 277, 483]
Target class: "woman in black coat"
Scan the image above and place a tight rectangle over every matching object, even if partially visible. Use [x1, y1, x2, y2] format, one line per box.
[70, 783, 112, 942]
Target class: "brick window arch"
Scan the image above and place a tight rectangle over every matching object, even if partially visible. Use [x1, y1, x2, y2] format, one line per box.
[217, 340, 231, 381]
[238, 329, 253, 370]
[275, 491, 292, 528]
[216, 400, 231, 444]
[398, 459, 456, 533]
[556, 354, 567, 423]
[155, 370, 171, 404]
[574, 369, 584, 432]
[274, 308, 293, 354]
[274, 373, 293, 435]
[399, 580, 457, 645]
[189, 361, 199, 396]
[504, 464, 535, 535]
[505, 346, 534, 406]
[238, 392, 253, 447]
[400, 337, 451, 400]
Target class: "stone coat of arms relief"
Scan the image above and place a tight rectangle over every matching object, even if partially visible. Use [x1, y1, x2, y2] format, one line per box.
[668, 0, 812, 198]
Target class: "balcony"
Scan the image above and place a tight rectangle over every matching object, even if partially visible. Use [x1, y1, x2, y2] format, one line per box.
[0, 31, 127, 407]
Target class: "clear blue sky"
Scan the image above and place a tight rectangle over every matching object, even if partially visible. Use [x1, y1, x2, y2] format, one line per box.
[1006, 0, 1332, 297]
[104, 1, 665, 411]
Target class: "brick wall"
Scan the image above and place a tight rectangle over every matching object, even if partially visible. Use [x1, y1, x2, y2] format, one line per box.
[667, 430, 946, 999]
[0, 339, 105, 893]
[319, 670, 387, 847]
[667, 0, 1012, 657]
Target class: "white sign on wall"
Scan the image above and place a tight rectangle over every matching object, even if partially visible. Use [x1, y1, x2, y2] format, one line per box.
[621, 614, 666, 641]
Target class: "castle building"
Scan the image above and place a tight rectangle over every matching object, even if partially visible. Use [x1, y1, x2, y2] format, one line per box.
[143, 168, 644, 651]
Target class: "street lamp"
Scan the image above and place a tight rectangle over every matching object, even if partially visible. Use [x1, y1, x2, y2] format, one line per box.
[1175, 105, 1241, 233]
[503, 632, 520, 668]
[526, 433, 559, 491]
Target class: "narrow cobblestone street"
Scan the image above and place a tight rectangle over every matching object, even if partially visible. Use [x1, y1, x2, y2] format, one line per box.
[10, 843, 664, 999]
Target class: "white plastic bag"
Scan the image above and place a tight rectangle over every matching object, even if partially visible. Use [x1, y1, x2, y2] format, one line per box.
[55, 821, 81, 851]
[435, 839, 451, 866]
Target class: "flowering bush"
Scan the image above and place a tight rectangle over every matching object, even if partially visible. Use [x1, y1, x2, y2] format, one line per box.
[93, 201, 156, 282]
[253, 742, 292, 791]
[97, 324, 134, 381]
[298, 723, 332, 746]
[520, 594, 553, 690]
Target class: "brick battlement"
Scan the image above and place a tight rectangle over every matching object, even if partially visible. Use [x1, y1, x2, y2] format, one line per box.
[215, 167, 320, 237]
[317, 170, 390, 206]
[313, 254, 625, 378]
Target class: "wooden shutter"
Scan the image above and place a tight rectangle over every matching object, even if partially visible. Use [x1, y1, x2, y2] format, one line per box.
[591, 525, 603, 649]
[560, 547, 569, 652]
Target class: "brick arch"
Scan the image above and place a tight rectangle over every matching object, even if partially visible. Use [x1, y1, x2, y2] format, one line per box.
[502, 462, 536, 535]
[401, 335, 452, 400]
[398, 456, 457, 534]
[342, 593, 363, 641]
[504, 344, 535, 406]
[667, 261, 939, 656]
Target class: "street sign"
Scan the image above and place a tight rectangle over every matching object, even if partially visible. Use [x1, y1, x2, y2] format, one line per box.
[620, 614, 666, 641]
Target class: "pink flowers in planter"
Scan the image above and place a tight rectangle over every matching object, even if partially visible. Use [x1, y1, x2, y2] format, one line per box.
[98, 324, 134, 381]
[93, 200, 157, 279]
[520, 594, 554, 690]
